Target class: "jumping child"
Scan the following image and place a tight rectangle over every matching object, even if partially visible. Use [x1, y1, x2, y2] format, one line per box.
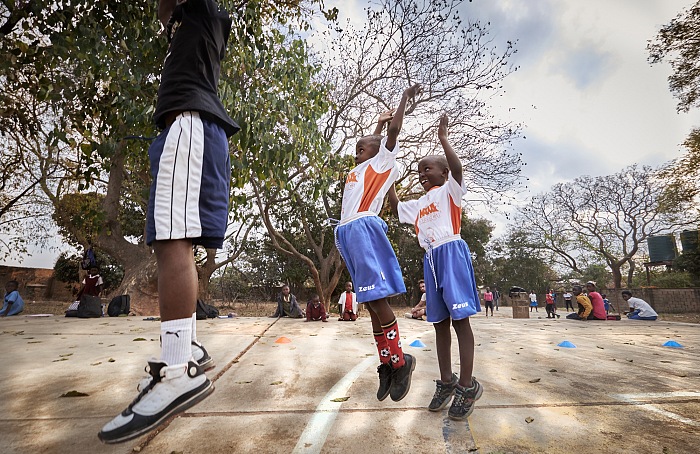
[335, 83, 421, 402]
[99, 0, 239, 443]
[389, 113, 483, 420]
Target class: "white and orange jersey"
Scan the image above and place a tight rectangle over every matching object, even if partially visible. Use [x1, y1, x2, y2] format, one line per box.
[397, 172, 466, 250]
[340, 137, 402, 223]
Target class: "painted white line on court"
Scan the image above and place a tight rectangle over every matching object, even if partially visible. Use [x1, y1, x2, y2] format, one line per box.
[614, 391, 700, 427]
[292, 356, 376, 453]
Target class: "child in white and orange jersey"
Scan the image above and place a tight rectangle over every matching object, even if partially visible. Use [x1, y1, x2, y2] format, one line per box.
[335, 83, 421, 403]
[389, 113, 482, 421]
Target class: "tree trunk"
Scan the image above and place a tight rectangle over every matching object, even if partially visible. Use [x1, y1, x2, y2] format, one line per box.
[611, 264, 623, 289]
[111, 255, 159, 315]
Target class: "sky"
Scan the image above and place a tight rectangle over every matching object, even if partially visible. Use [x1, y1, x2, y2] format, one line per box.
[4, 0, 698, 270]
[327, 0, 698, 228]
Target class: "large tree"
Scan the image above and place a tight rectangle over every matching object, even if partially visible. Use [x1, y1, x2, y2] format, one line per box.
[512, 165, 694, 288]
[253, 0, 524, 307]
[1, 1, 332, 311]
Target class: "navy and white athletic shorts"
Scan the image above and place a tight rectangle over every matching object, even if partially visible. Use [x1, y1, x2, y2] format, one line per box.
[146, 111, 230, 249]
[335, 215, 406, 303]
[423, 239, 481, 323]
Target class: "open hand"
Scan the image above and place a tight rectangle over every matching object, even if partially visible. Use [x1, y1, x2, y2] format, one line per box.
[378, 108, 395, 124]
[438, 113, 449, 139]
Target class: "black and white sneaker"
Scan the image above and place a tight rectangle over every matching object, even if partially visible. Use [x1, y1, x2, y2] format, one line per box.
[191, 340, 214, 371]
[98, 360, 213, 444]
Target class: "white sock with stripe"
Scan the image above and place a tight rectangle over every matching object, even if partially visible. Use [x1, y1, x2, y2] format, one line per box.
[161, 318, 193, 365]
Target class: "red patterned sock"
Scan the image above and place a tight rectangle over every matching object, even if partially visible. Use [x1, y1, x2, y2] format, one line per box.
[382, 318, 405, 368]
[373, 331, 391, 364]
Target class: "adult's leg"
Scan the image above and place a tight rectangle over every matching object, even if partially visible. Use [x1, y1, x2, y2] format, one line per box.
[452, 318, 475, 388]
[434, 318, 453, 382]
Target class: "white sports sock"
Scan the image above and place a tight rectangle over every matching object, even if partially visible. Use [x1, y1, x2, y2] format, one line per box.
[161, 318, 193, 365]
[191, 312, 197, 343]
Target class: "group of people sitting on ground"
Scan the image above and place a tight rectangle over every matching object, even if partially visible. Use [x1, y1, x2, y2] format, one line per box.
[564, 282, 658, 321]
[270, 282, 360, 322]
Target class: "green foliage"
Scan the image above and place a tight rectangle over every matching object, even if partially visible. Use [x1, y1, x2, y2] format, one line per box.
[54, 253, 80, 284]
[631, 270, 695, 289]
[648, 2, 700, 113]
[675, 249, 700, 285]
[482, 234, 557, 294]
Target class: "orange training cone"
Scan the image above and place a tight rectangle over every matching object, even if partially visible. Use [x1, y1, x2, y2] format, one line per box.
[275, 337, 292, 344]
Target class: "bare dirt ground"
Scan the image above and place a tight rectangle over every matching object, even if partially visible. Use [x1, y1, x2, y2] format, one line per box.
[22, 299, 700, 323]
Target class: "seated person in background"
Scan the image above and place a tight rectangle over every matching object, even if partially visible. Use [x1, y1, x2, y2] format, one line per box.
[406, 279, 426, 320]
[271, 284, 304, 318]
[77, 266, 103, 300]
[621, 290, 658, 321]
[338, 281, 358, 321]
[1, 280, 25, 317]
[306, 295, 328, 322]
[585, 281, 607, 321]
[566, 285, 593, 320]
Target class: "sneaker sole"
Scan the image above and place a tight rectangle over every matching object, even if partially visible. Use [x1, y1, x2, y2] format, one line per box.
[448, 383, 483, 421]
[98, 380, 214, 444]
[390, 356, 416, 402]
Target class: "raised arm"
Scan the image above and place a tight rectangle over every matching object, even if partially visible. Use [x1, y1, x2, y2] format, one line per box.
[388, 184, 399, 217]
[438, 113, 463, 185]
[159, 0, 177, 27]
[386, 83, 421, 151]
[374, 109, 395, 135]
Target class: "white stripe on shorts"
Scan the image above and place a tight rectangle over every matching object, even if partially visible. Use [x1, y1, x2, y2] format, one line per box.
[154, 112, 204, 241]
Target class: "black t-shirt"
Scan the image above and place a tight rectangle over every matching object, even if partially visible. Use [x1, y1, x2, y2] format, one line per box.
[154, 0, 239, 137]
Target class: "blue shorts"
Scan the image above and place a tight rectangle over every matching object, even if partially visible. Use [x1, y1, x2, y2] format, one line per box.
[335, 216, 406, 303]
[146, 112, 230, 249]
[423, 239, 481, 323]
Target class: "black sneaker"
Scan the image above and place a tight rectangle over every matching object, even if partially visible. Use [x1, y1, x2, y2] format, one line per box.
[448, 377, 483, 421]
[98, 360, 213, 444]
[389, 353, 416, 402]
[428, 373, 458, 411]
[376, 363, 392, 401]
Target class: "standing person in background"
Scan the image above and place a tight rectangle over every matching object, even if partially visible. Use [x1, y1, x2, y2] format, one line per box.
[76, 266, 104, 300]
[545, 291, 558, 319]
[492, 287, 500, 311]
[337, 281, 358, 321]
[563, 291, 574, 312]
[601, 293, 610, 314]
[483, 287, 494, 317]
[99, 0, 239, 443]
[585, 281, 607, 321]
[529, 291, 538, 312]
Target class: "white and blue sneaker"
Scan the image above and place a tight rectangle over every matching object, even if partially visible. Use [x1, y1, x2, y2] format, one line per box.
[98, 360, 213, 444]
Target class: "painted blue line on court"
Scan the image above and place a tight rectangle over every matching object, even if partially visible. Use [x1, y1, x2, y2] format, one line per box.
[292, 356, 376, 453]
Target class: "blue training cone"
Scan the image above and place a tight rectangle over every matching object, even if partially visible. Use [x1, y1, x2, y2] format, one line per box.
[557, 340, 576, 348]
[409, 339, 426, 348]
[663, 340, 683, 348]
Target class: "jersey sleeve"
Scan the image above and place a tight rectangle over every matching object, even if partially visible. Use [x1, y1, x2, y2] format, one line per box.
[397, 199, 420, 224]
[369, 136, 400, 173]
[447, 171, 467, 202]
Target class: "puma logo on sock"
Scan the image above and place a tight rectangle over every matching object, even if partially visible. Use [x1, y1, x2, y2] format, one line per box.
[165, 331, 180, 338]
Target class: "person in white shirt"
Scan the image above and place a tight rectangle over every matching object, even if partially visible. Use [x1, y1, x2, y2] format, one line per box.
[529, 291, 538, 312]
[621, 290, 658, 320]
[563, 291, 574, 312]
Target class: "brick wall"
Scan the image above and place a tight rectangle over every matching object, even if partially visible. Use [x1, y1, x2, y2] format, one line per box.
[0, 266, 75, 301]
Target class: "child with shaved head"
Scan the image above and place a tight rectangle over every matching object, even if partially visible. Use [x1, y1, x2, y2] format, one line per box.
[389, 114, 482, 421]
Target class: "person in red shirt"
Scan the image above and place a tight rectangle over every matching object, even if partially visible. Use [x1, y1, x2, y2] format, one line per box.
[483, 287, 494, 317]
[306, 295, 328, 322]
[337, 281, 358, 321]
[585, 281, 607, 321]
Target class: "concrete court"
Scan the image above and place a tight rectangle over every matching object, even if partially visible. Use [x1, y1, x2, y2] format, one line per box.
[1, 308, 699, 454]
